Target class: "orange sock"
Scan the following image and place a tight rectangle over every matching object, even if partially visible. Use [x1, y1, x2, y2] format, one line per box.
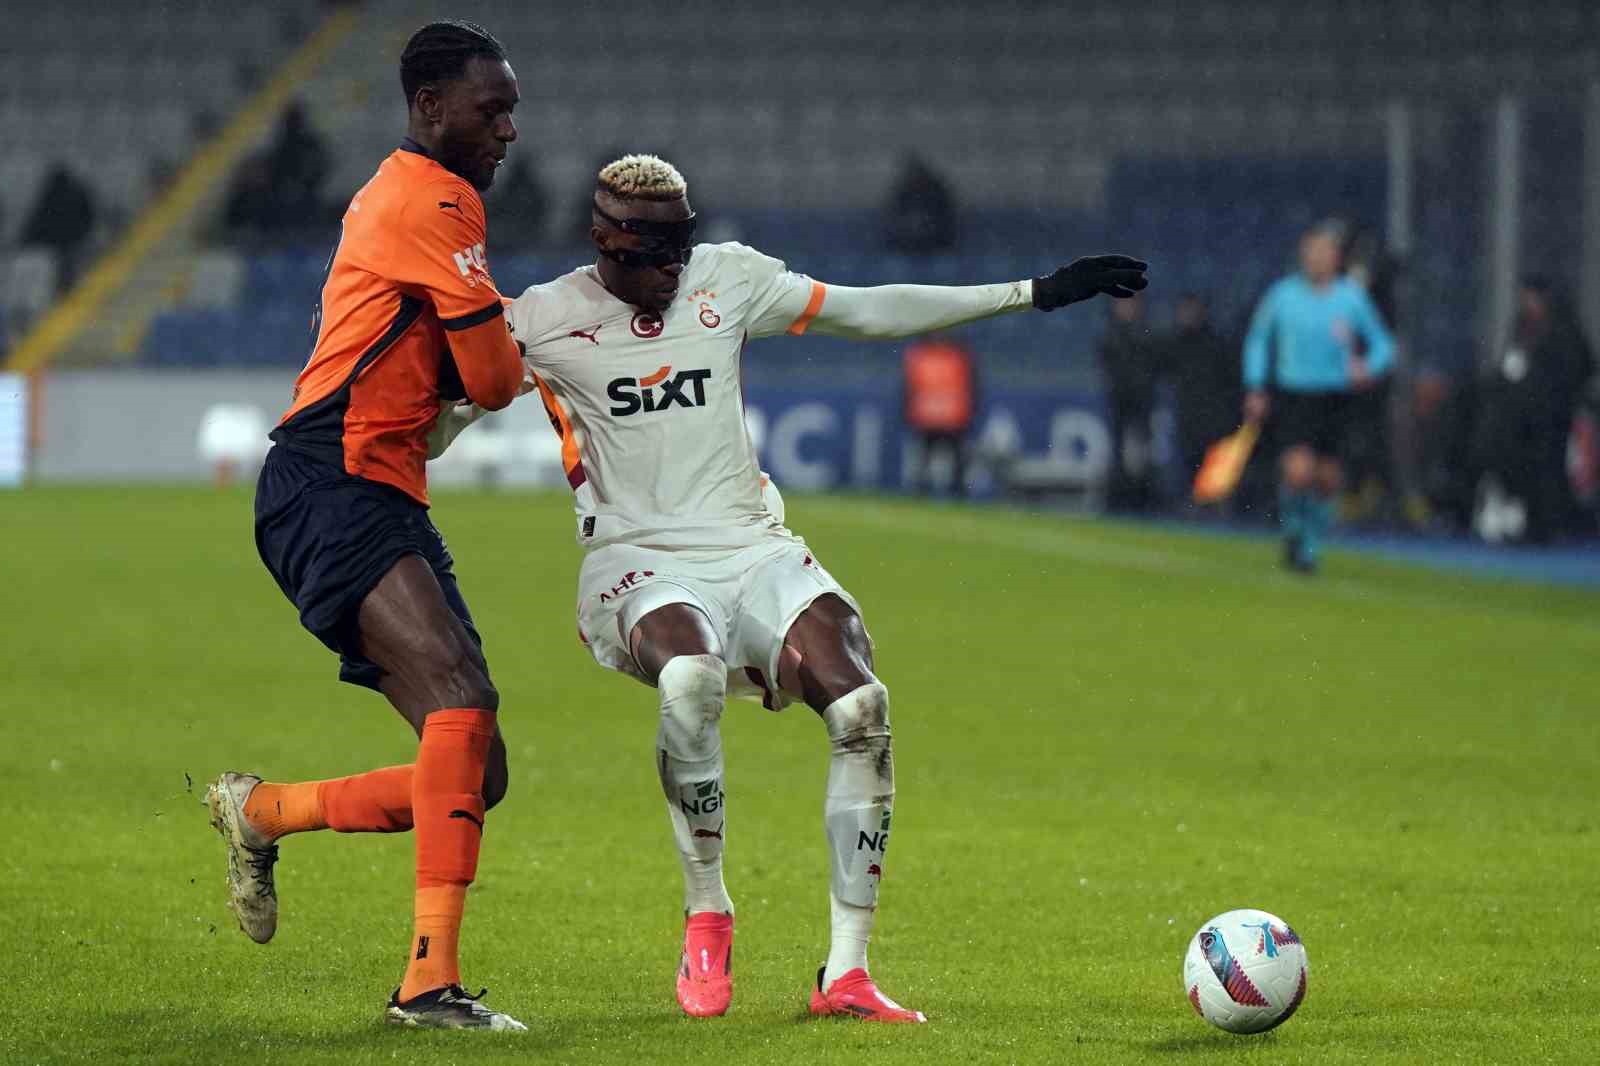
[406, 884, 467, 995]
[319, 765, 414, 833]
[243, 765, 419, 839]
[400, 708, 495, 1001]
[243, 781, 327, 839]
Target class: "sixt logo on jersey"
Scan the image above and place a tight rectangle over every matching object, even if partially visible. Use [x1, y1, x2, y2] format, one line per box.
[607, 364, 712, 416]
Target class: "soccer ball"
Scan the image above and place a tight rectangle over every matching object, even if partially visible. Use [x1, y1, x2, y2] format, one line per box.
[1183, 908, 1308, 1034]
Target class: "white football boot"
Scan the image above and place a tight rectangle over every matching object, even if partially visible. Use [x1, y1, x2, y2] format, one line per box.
[204, 771, 278, 943]
[384, 985, 528, 1031]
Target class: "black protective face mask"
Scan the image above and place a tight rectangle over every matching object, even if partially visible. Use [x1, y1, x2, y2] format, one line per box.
[594, 200, 697, 268]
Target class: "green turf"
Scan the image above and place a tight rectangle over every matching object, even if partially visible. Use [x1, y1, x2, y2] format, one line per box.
[2, 485, 1597, 1064]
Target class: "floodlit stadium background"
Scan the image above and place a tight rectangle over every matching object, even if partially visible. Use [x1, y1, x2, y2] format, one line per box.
[2, 0, 1597, 555]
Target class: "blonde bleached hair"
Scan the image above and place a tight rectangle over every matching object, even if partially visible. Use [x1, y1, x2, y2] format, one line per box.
[596, 154, 687, 202]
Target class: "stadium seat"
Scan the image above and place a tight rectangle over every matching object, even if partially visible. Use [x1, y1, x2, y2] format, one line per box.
[185, 252, 246, 310]
[3, 249, 61, 332]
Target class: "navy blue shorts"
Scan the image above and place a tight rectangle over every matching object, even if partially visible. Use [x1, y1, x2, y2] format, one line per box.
[254, 444, 485, 691]
[1273, 389, 1353, 457]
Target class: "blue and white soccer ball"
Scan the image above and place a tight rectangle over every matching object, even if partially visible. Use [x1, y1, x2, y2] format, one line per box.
[1183, 908, 1308, 1034]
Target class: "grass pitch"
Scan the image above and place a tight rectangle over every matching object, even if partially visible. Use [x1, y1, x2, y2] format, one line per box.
[2, 486, 1597, 1065]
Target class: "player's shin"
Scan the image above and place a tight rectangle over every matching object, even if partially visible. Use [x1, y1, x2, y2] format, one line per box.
[242, 765, 415, 839]
[656, 655, 733, 916]
[1277, 484, 1307, 543]
[401, 708, 495, 1002]
[821, 682, 893, 990]
[1303, 494, 1336, 560]
[319, 765, 415, 832]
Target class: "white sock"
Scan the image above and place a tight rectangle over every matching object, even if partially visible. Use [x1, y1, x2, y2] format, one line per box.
[821, 682, 893, 990]
[825, 893, 873, 988]
[656, 654, 734, 916]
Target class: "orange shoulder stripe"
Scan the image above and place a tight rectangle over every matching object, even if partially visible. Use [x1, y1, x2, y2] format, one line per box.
[787, 280, 827, 336]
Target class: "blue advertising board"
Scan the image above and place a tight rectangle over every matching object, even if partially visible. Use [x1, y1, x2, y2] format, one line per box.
[742, 383, 1113, 495]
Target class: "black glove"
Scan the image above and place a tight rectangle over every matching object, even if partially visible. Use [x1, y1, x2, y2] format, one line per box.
[1033, 255, 1149, 311]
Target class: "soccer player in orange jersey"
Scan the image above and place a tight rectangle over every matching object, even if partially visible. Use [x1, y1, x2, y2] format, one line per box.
[433, 155, 1147, 1022]
[204, 21, 527, 1030]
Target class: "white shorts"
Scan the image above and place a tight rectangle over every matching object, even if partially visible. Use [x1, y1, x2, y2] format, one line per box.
[575, 532, 864, 710]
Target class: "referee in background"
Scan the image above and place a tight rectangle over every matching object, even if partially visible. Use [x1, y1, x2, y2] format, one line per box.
[1242, 221, 1394, 572]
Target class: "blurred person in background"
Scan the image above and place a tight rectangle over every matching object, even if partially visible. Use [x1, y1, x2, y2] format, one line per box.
[20, 163, 98, 293]
[221, 103, 333, 242]
[1407, 366, 1473, 530]
[902, 332, 977, 496]
[883, 152, 958, 254]
[1242, 221, 1393, 573]
[1472, 275, 1596, 543]
[1098, 291, 1161, 513]
[1164, 293, 1237, 494]
[264, 100, 332, 230]
[221, 154, 275, 239]
[1338, 224, 1402, 524]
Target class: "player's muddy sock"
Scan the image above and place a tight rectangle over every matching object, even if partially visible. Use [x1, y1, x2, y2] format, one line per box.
[320, 765, 415, 833]
[821, 683, 893, 989]
[656, 655, 734, 915]
[1303, 494, 1335, 560]
[242, 781, 328, 839]
[401, 708, 494, 1002]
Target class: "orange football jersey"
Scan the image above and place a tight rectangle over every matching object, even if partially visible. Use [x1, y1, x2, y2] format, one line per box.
[272, 141, 522, 505]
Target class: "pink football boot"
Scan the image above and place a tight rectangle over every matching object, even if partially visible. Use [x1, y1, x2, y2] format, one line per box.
[808, 967, 927, 1023]
[676, 912, 734, 1017]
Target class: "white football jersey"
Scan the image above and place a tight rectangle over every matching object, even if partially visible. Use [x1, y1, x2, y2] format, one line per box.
[509, 242, 822, 550]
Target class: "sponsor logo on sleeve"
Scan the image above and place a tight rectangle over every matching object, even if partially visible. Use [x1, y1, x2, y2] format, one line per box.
[452, 243, 489, 287]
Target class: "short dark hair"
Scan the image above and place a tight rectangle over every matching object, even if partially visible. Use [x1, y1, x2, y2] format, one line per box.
[399, 20, 507, 105]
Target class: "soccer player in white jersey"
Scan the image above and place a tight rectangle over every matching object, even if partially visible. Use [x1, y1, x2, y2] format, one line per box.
[432, 155, 1146, 1022]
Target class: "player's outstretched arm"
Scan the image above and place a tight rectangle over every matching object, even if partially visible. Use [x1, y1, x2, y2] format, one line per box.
[1030, 255, 1149, 309]
[802, 255, 1148, 341]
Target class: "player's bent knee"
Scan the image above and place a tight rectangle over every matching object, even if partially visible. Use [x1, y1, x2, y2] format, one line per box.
[823, 683, 894, 795]
[482, 761, 508, 810]
[1282, 450, 1315, 486]
[414, 647, 498, 712]
[446, 674, 498, 713]
[822, 682, 891, 746]
[657, 654, 727, 759]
